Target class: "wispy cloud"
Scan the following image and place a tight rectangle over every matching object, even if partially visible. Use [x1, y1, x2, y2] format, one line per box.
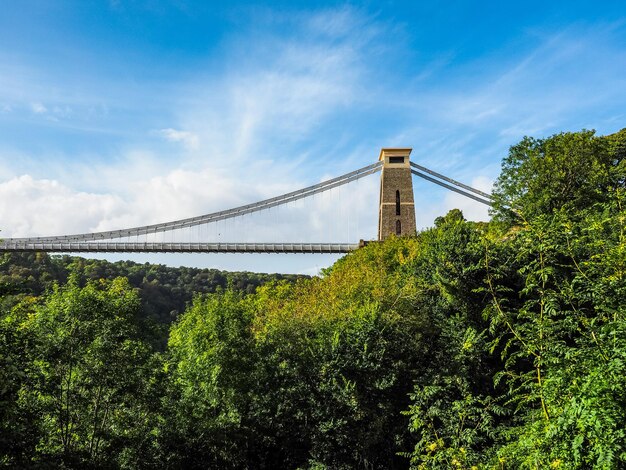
[158, 128, 199, 149]
[30, 102, 47, 114]
[173, 9, 376, 169]
[407, 23, 626, 149]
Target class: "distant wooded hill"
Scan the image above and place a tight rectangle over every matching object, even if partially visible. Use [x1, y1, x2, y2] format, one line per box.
[0, 252, 305, 325]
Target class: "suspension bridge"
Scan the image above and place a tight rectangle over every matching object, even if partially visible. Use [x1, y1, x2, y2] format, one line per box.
[0, 148, 492, 254]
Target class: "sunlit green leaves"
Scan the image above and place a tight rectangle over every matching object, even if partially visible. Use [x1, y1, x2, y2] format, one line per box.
[1, 277, 161, 468]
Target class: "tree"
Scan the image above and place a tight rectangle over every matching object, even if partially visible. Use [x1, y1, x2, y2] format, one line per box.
[490, 128, 626, 223]
[163, 236, 433, 469]
[483, 195, 626, 468]
[16, 276, 160, 468]
[0, 297, 39, 467]
[163, 291, 257, 469]
[403, 211, 505, 469]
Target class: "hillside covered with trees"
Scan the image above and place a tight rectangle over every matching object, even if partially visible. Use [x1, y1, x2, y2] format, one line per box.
[1, 128, 625, 469]
[0, 254, 304, 328]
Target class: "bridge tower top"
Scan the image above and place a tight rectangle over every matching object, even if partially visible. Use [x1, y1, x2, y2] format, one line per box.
[378, 148, 416, 241]
[378, 148, 412, 165]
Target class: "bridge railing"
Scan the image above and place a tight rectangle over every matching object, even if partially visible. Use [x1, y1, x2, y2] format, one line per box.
[0, 241, 359, 254]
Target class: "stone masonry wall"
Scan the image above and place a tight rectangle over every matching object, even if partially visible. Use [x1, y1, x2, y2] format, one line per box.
[378, 166, 416, 240]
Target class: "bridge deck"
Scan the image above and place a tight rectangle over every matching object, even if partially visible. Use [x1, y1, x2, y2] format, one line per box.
[0, 242, 359, 254]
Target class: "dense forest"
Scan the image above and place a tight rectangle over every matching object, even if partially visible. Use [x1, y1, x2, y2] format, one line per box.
[1, 128, 625, 469]
[0, 254, 304, 328]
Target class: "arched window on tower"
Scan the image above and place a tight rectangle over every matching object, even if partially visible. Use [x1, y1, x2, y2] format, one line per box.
[395, 190, 401, 216]
[396, 219, 402, 236]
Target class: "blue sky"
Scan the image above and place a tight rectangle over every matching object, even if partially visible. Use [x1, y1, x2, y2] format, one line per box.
[1, 1, 625, 273]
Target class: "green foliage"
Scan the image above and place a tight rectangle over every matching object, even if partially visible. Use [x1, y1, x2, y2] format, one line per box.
[0, 252, 304, 325]
[491, 128, 626, 223]
[163, 291, 256, 468]
[0, 297, 39, 467]
[1, 277, 162, 468]
[402, 128, 626, 469]
[404, 380, 499, 469]
[162, 238, 432, 468]
[481, 189, 626, 469]
[400, 211, 504, 469]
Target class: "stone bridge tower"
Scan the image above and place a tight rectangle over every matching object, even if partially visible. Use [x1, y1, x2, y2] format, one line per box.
[378, 148, 416, 240]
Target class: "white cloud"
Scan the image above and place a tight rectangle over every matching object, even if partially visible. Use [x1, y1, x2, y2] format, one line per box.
[52, 105, 73, 118]
[158, 128, 199, 149]
[0, 175, 124, 237]
[31, 102, 47, 114]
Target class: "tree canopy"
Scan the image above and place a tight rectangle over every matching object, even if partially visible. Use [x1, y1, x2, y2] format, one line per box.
[490, 128, 626, 223]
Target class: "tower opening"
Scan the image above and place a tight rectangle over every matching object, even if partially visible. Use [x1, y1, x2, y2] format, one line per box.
[396, 220, 401, 235]
[395, 190, 401, 215]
